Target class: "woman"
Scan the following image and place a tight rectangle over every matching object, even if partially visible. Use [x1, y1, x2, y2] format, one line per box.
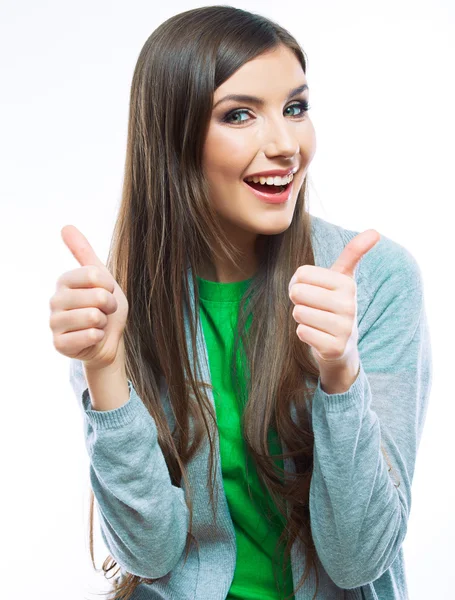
[50, 5, 432, 600]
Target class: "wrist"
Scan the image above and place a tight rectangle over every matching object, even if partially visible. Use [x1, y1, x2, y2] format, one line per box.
[319, 354, 361, 395]
[84, 338, 126, 375]
[83, 357, 129, 412]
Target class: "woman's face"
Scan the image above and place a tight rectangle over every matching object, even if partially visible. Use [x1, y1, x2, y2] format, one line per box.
[202, 44, 316, 250]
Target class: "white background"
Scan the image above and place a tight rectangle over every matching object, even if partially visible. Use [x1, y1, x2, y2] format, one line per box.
[1, 0, 453, 598]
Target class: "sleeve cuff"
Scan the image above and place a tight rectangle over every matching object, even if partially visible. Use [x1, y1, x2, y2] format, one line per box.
[81, 380, 144, 430]
[314, 362, 365, 413]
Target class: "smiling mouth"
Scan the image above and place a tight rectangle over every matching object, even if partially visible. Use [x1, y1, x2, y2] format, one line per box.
[244, 180, 290, 195]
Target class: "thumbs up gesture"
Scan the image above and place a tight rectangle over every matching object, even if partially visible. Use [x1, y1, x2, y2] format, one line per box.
[288, 229, 381, 382]
[49, 225, 129, 370]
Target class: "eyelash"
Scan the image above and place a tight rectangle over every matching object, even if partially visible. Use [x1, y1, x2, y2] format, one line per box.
[222, 100, 311, 125]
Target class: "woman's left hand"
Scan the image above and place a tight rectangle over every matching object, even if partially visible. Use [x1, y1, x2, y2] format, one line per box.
[288, 229, 381, 372]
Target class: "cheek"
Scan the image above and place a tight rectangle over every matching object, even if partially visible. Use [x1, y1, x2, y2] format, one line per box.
[204, 129, 251, 175]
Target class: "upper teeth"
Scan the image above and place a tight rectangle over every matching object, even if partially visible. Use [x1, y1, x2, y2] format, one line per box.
[245, 173, 294, 185]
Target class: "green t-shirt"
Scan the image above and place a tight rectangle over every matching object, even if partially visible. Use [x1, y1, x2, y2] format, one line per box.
[197, 275, 295, 600]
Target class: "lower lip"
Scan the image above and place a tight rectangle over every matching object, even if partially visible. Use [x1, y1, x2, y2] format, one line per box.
[243, 179, 294, 204]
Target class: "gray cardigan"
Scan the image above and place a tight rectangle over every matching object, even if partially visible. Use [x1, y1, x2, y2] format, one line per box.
[70, 215, 432, 599]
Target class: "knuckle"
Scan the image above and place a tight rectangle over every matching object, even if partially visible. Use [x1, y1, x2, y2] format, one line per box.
[342, 299, 353, 315]
[95, 288, 108, 307]
[49, 292, 63, 312]
[296, 265, 307, 278]
[347, 301, 356, 317]
[56, 270, 69, 287]
[86, 266, 100, 286]
[88, 328, 100, 341]
[89, 308, 101, 325]
[49, 312, 59, 329]
[343, 321, 353, 336]
[53, 335, 64, 352]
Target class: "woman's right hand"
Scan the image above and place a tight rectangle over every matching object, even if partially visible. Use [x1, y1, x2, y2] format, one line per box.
[49, 225, 129, 370]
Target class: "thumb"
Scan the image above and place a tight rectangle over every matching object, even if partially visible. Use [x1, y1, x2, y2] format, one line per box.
[61, 224, 106, 270]
[330, 229, 381, 278]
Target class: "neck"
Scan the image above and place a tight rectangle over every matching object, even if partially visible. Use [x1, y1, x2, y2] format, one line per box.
[198, 262, 256, 283]
[197, 235, 265, 283]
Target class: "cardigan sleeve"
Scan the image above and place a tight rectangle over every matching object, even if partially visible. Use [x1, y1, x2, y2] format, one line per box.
[309, 235, 433, 590]
[69, 358, 190, 579]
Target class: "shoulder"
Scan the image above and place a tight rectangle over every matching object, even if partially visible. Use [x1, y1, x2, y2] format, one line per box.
[310, 214, 424, 320]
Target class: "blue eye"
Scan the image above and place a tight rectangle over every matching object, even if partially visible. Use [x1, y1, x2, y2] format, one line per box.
[222, 100, 311, 125]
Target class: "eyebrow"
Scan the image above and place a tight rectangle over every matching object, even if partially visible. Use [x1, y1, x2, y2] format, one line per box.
[213, 83, 309, 110]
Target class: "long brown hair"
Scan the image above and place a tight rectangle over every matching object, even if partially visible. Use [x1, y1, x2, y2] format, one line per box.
[86, 6, 396, 600]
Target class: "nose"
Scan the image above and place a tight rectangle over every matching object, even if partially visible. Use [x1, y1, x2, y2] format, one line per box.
[263, 117, 300, 159]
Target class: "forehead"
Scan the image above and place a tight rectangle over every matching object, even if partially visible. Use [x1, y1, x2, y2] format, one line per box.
[213, 46, 306, 103]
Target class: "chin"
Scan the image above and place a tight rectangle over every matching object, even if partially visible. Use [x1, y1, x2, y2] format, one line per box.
[254, 216, 294, 236]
